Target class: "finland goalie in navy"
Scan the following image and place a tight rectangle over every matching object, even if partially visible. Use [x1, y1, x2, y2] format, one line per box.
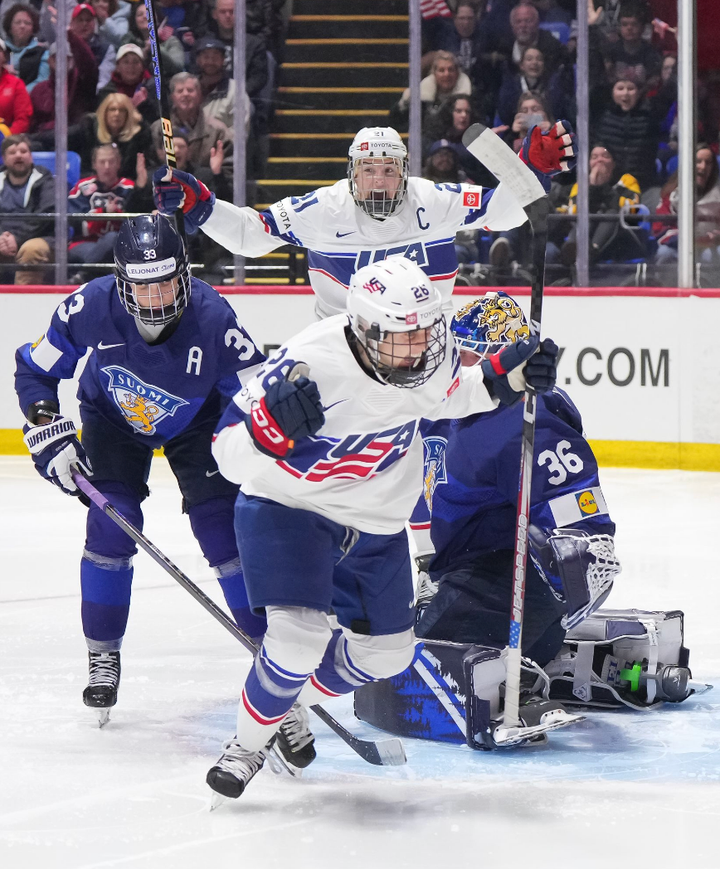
[204, 257, 559, 799]
[13, 217, 282, 727]
[152, 125, 576, 318]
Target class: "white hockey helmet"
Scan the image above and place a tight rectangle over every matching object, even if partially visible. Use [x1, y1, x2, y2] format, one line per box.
[347, 126, 408, 220]
[347, 256, 446, 388]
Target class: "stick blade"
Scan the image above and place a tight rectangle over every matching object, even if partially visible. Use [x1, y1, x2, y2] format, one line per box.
[364, 736, 407, 766]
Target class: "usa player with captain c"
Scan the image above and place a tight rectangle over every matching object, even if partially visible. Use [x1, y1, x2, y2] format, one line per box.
[13, 216, 314, 760]
[204, 256, 560, 800]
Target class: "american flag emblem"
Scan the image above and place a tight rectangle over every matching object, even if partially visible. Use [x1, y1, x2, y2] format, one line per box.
[463, 191, 479, 207]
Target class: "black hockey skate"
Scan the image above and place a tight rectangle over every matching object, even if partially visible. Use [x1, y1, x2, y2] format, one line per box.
[83, 651, 121, 727]
[206, 737, 269, 801]
[275, 703, 316, 769]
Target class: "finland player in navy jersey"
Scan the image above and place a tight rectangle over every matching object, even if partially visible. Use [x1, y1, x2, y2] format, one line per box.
[14, 216, 285, 729]
[410, 292, 619, 665]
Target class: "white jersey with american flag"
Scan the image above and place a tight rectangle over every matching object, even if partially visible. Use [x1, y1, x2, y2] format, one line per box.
[211, 315, 498, 535]
[201, 178, 528, 318]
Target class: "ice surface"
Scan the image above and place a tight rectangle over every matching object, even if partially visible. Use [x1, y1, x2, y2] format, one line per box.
[2, 457, 720, 869]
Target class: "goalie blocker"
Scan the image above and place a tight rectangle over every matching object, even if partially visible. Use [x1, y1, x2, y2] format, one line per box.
[354, 608, 710, 749]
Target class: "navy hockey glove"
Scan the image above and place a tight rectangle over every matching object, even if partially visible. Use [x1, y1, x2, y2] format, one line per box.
[246, 376, 325, 459]
[482, 337, 558, 406]
[152, 166, 215, 233]
[23, 416, 92, 496]
[520, 120, 577, 191]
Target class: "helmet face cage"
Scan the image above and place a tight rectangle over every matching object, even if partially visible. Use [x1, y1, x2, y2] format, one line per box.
[116, 269, 192, 326]
[347, 127, 409, 220]
[114, 216, 191, 326]
[451, 292, 530, 360]
[356, 315, 447, 387]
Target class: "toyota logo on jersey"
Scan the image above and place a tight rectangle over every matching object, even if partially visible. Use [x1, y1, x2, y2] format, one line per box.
[278, 421, 418, 482]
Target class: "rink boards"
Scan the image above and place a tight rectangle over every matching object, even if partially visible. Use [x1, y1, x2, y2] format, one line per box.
[1, 284, 718, 470]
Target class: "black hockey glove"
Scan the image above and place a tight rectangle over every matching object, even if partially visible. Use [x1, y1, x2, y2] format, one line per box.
[482, 337, 558, 406]
[23, 416, 93, 496]
[246, 376, 325, 459]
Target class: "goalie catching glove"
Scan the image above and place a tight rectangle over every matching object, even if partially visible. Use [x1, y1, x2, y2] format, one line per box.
[23, 415, 92, 496]
[481, 336, 558, 406]
[152, 166, 215, 233]
[520, 120, 577, 191]
[247, 375, 325, 459]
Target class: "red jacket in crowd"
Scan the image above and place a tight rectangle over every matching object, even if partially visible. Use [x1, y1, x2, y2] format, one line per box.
[0, 67, 32, 134]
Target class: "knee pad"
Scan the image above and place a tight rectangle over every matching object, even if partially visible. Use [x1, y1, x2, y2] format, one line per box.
[343, 628, 416, 681]
[85, 482, 143, 559]
[188, 496, 238, 567]
[263, 606, 332, 676]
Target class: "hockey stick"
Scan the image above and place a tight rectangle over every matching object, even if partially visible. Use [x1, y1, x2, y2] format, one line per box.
[144, 0, 185, 239]
[70, 470, 407, 766]
[462, 124, 580, 735]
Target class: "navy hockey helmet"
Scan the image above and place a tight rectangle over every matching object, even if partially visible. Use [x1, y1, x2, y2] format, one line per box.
[114, 215, 191, 326]
[451, 291, 530, 360]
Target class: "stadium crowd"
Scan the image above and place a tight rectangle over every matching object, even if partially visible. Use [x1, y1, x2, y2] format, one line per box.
[0, 0, 717, 286]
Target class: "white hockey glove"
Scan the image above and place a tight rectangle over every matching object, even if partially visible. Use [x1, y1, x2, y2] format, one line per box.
[23, 416, 92, 496]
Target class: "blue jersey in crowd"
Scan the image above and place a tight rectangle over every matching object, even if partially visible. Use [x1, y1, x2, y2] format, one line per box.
[15, 275, 265, 448]
[410, 388, 615, 582]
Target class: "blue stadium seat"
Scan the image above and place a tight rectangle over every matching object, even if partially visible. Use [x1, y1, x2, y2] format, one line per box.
[539, 21, 570, 45]
[31, 151, 82, 190]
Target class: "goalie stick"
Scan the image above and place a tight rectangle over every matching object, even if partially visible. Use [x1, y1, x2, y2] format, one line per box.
[70, 469, 407, 767]
[461, 123, 582, 741]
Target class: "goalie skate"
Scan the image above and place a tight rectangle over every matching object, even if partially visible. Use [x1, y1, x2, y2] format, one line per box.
[491, 699, 584, 747]
[83, 651, 120, 728]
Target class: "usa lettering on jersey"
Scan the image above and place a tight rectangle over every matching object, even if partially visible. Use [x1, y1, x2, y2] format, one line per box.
[278, 421, 418, 482]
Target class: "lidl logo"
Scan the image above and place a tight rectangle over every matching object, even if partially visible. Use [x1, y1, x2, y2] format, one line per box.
[576, 490, 598, 514]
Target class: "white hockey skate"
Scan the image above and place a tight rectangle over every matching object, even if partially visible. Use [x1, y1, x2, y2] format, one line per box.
[491, 699, 584, 747]
[83, 651, 121, 728]
[275, 704, 316, 769]
[207, 737, 270, 806]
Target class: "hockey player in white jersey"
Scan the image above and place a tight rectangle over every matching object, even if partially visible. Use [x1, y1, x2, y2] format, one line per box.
[203, 257, 559, 799]
[152, 124, 575, 318]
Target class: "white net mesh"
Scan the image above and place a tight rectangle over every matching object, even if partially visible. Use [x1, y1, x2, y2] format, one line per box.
[586, 534, 622, 597]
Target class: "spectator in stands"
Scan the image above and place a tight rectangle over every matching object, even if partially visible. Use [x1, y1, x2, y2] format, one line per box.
[96, 42, 159, 126]
[120, 0, 183, 77]
[654, 144, 720, 267]
[91, 0, 131, 49]
[150, 72, 231, 169]
[30, 34, 98, 133]
[594, 76, 659, 191]
[194, 35, 251, 137]
[206, 0, 271, 53]
[497, 46, 551, 127]
[504, 89, 553, 153]
[422, 139, 467, 185]
[553, 142, 645, 267]
[68, 142, 134, 277]
[603, 2, 661, 88]
[506, 2, 565, 74]
[390, 51, 472, 131]
[1, 3, 49, 92]
[425, 3, 484, 76]
[54, 92, 152, 181]
[422, 93, 499, 188]
[70, 2, 115, 92]
[0, 35, 32, 134]
[153, 0, 209, 58]
[530, 0, 573, 26]
[0, 133, 54, 284]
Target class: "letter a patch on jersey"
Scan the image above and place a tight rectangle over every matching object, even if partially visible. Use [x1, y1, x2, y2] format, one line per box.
[101, 366, 188, 435]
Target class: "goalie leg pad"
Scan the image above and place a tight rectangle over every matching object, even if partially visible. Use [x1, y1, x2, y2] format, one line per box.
[544, 608, 710, 708]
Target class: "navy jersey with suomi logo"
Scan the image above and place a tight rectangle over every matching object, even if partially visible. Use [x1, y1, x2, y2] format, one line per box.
[409, 389, 615, 580]
[15, 274, 265, 447]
